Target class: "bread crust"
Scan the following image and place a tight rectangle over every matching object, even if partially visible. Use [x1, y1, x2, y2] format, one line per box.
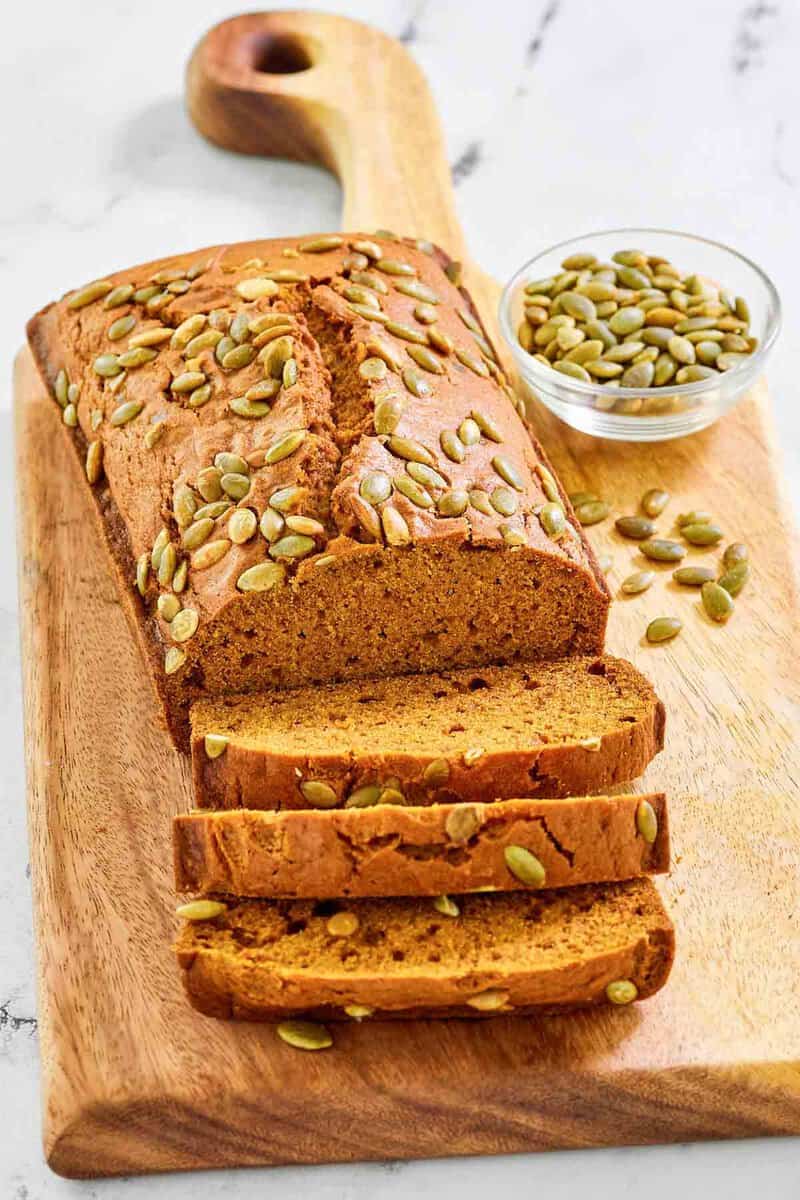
[26, 234, 609, 751]
[174, 793, 669, 898]
[175, 881, 675, 1020]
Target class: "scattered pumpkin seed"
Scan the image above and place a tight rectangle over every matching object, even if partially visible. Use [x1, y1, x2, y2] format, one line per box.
[701, 580, 734, 622]
[682, 523, 723, 546]
[615, 515, 656, 540]
[673, 565, 715, 586]
[621, 570, 655, 594]
[574, 499, 610, 526]
[723, 542, 748, 568]
[641, 488, 670, 517]
[646, 616, 683, 642]
[276, 1020, 332, 1051]
[640, 538, 686, 563]
[718, 560, 750, 596]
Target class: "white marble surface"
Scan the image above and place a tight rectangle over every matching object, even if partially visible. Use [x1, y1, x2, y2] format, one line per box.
[1, 0, 799, 1195]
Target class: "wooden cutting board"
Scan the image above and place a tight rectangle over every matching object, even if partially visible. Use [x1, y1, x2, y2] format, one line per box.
[14, 10, 800, 1180]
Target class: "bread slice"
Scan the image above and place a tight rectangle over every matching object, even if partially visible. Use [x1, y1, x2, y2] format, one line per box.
[174, 793, 669, 899]
[175, 879, 674, 1020]
[190, 655, 665, 810]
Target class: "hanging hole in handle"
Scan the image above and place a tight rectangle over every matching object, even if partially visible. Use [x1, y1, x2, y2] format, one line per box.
[250, 33, 315, 75]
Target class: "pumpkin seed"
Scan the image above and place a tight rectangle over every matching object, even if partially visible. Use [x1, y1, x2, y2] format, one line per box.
[387, 436, 435, 466]
[107, 314, 136, 341]
[718, 561, 750, 596]
[176, 899, 227, 921]
[277, 1020, 332, 1051]
[490, 487, 518, 517]
[394, 476, 433, 508]
[469, 489, 493, 516]
[230, 396, 269, 418]
[538, 501, 566, 539]
[586, 359, 623, 379]
[345, 784, 382, 809]
[164, 646, 186, 674]
[615, 515, 655, 540]
[404, 464, 444, 491]
[219, 472, 250, 501]
[440, 429, 465, 463]
[621, 570, 655, 594]
[157, 593, 181, 622]
[492, 455, 524, 490]
[608, 307, 645, 336]
[203, 734, 229, 759]
[640, 538, 685, 563]
[365, 338, 403, 373]
[454, 348, 490, 378]
[269, 534, 315, 560]
[646, 616, 682, 642]
[228, 508, 257, 544]
[92, 353, 122, 378]
[373, 394, 405, 435]
[457, 418, 480, 446]
[723, 542, 748, 568]
[427, 327, 454, 355]
[171, 607, 199, 642]
[376, 258, 416, 277]
[682, 523, 723, 546]
[381, 506, 411, 546]
[344, 1004, 374, 1021]
[621, 361, 655, 388]
[300, 780, 338, 808]
[437, 489, 469, 517]
[673, 565, 715, 586]
[360, 471, 392, 505]
[265, 429, 307, 464]
[641, 488, 670, 517]
[504, 845, 546, 887]
[85, 440, 104, 484]
[171, 371, 206, 394]
[298, 235, 344, 253]
[68, 279, 113, 309]
[62, 403, 78, 427]
[414, 303, 438, 324]
[407, 344, 446, 374]
[606, 980, 638, 1005]
[574, 500, 610, 526]
[568, 491, 598, 507]
[553, 360, 590, 381]
[636, 799, 658, 845]
[433, 894, 460, 917]
[350, 239, 381, 260]
[402, 367, 432, 398]
[677, 510, 712, 528]
[701, 580, 734, 622]
[103, 284, 135, 309]
[467, 989, 510, 1011]
[236, 561, 285, 591]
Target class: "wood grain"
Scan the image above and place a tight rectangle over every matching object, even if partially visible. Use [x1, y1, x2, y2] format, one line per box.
[16, 9, 800, 1179]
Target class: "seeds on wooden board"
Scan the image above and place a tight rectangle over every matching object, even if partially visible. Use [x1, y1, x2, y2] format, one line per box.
[646, 616, 682, 643]
[640, 538, 685, 563]
[621, 570, 655, 595]
[276, 1020, 333, 1051]
[673, 565, 715, 586]
[718, 561, 750, 596]
[574, 499, 610, 526]
[641, 488, 670, 517]
[615, 515, 656, 540]
[682, 523, 723, 546]
[517, 248, 757, 395]
[723, 542, 749, 568]
[701, 580, 735, 622]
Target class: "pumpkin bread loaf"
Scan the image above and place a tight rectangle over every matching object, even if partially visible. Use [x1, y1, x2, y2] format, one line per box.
[190, 655, 665, 810]
[176, 878, 675, 1021]
[174, 792, 669, 899]
[27, 234, 609, 750]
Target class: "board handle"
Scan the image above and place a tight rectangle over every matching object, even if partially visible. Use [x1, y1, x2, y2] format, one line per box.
[186, 10, 465, 254]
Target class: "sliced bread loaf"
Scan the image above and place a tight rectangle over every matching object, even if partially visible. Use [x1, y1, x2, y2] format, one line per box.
[176, 879, 674, 1020]
[191, 655, 665, 810]
[173, 793, 669, 899]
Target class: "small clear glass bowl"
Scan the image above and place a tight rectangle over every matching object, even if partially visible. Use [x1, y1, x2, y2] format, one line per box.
[499, 228, 780, 441]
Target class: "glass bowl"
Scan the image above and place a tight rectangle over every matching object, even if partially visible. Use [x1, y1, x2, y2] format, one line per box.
[499, 228, 780, 441]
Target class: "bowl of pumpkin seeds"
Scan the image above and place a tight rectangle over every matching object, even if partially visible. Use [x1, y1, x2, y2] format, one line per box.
[499, 229, 780, 441]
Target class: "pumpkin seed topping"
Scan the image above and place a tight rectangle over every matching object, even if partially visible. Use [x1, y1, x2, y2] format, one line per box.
[381, 506, 411, 546]
[440, 429, 466, 463]
[269, 534, 315, 560]
[276, 1020, 332, 1051]
[265, 429, 307, 464]
[157, 593, 181, 623]
[606, 980, 638, 1005]
[438, 489, 469, 517]
[171, 608, 199, 642]
[85, 440, 104, 484]
[376, 258, 416, 277]
[538, 501, 567, 539]
[490, 487, 518, 517]
[236, 561, 286, 592]
[504, 845, 546, 887]
[68, 279, 113, 309]
[204, 734, 229, 759]
[394, 476, 433, 508]
[259, 508, 285, 542]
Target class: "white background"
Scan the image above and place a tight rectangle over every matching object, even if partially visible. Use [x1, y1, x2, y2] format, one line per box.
[1, 1, 799, 1196]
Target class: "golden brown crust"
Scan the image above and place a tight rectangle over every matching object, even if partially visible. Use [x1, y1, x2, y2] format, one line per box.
[190, 656, 665, 810]
[175, 880, 675, 1021]
[173, 793, 669, 898]
[26, 234, 609, 750]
